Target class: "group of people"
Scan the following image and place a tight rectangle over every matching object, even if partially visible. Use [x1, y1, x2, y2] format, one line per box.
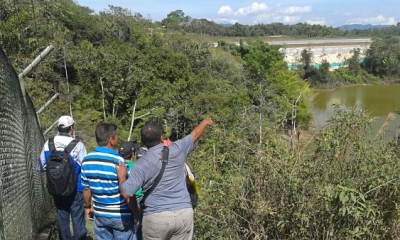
[36, 115, 213, 240]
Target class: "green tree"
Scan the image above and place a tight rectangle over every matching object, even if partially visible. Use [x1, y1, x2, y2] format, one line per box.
[347, 48, 362, 76]
[364, 37, 400, 77]
[241, 40, 312, 129]
[161, 10, 189, 30]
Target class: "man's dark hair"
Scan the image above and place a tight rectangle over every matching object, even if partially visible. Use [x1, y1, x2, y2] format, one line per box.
[95, 122, 118, 146]
[57, 126, 72, 134]
[141, 122, 163, 148]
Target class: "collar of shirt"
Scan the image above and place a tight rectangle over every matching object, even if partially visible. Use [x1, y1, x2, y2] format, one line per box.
[147, 143, 165, 153]
[94, 146, 120, 156]
[57, 132, 70, 137]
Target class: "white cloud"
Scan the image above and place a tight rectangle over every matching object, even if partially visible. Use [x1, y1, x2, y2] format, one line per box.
[253, 13, 300, 25]
[349, 14, 397, 25]
[218, 5, 233, 16]
[225, 2, 327, 26]
[387, 17, 397, 25]
[281, 6, 312, 14]
[214, 18, 238, 24]
[306, 19, 326, 26]
[234, 2, 268, 16]
[282, 15, 301, 24]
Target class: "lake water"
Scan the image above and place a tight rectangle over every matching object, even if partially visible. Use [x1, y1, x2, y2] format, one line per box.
[312, 84, 400, 138]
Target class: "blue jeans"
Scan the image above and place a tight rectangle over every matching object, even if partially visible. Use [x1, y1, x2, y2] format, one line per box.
[53, 191, 87, 240]
[94, 215, 137, 240]
[133, 224, 141, 240]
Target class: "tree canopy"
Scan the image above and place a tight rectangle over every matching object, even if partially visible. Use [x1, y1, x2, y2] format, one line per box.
[3, 1, 400, 239]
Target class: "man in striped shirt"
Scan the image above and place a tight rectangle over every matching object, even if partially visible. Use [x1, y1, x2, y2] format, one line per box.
[81, 122, 140, 240]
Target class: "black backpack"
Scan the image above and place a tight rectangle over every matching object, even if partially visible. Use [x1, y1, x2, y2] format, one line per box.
[46, 137, 78, 197]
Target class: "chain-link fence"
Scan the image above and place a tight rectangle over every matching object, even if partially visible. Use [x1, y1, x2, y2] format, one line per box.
[0, 48, 53, 240]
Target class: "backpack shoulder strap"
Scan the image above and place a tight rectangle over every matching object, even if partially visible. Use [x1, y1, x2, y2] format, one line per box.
[141, 146, 169, 208]
[65, 139, 79, 154]
[48, 137, 56, 153]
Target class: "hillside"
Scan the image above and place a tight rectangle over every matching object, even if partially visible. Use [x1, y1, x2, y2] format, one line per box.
[339, 24, 392, 31]
[2, 1, 400, 239]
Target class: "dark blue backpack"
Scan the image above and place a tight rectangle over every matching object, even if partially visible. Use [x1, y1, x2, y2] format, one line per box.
[46, 137, 78, 196]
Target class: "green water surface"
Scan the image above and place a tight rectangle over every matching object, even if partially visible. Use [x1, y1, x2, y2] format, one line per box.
[312, 84, 400, 137]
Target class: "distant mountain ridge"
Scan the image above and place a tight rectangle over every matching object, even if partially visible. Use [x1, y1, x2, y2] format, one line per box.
[339, 24, 392, 30]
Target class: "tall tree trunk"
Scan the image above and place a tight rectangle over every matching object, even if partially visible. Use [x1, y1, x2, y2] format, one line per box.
[128, 100, 137, 141]
[99, 76, 106, 121]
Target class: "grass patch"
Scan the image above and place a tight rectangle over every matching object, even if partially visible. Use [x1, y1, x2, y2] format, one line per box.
[34, 209, 96, 240]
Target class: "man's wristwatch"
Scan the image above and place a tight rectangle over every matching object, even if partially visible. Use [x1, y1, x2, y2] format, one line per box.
[84, 203, 91, 209]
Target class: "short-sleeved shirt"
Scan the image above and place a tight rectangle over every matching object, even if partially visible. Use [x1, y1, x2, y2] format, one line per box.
[126, 161, 143, 197]
[122, 134, 194, 215]
[81, 146, 132, 219]
[36, 134, 87, 192]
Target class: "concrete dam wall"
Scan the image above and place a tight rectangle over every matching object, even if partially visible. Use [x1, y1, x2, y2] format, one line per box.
[267, 38, 372, 69]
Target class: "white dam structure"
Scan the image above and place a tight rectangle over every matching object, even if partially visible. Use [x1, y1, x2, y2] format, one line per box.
[214, 38, 372, 69]
[268, 38, 372, 69]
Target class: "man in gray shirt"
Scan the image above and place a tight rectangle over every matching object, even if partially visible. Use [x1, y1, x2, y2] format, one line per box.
[117, 118, 213, 240]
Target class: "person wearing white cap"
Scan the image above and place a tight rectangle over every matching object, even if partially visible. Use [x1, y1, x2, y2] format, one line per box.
[37, 115, 88, 240]
[57, 115, 75, 129]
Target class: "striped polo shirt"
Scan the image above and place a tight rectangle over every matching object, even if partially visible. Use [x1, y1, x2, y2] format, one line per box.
[81, 146, 131, 219]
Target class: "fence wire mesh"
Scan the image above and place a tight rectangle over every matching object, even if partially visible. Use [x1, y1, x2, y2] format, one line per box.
[0, 48, 53, 240]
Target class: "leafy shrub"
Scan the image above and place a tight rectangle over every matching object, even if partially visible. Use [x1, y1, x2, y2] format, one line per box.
[192, 106, 400, 239]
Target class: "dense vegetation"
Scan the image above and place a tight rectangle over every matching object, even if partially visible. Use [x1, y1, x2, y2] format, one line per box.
[294, 37, 400, 87]
[2, 1, 400, 239]
[161, 9, 400, 38]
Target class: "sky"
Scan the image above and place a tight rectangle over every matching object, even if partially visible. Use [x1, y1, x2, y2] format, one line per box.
[77, 0, 399, 27]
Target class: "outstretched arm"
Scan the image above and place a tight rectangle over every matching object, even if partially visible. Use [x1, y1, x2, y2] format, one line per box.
[190, 118, 213, 142]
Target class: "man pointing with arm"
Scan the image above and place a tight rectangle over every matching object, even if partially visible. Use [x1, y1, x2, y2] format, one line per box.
[117, 118, 213, 240]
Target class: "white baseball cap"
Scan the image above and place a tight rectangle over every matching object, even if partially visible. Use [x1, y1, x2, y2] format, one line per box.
[58, 115, 75, 128]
